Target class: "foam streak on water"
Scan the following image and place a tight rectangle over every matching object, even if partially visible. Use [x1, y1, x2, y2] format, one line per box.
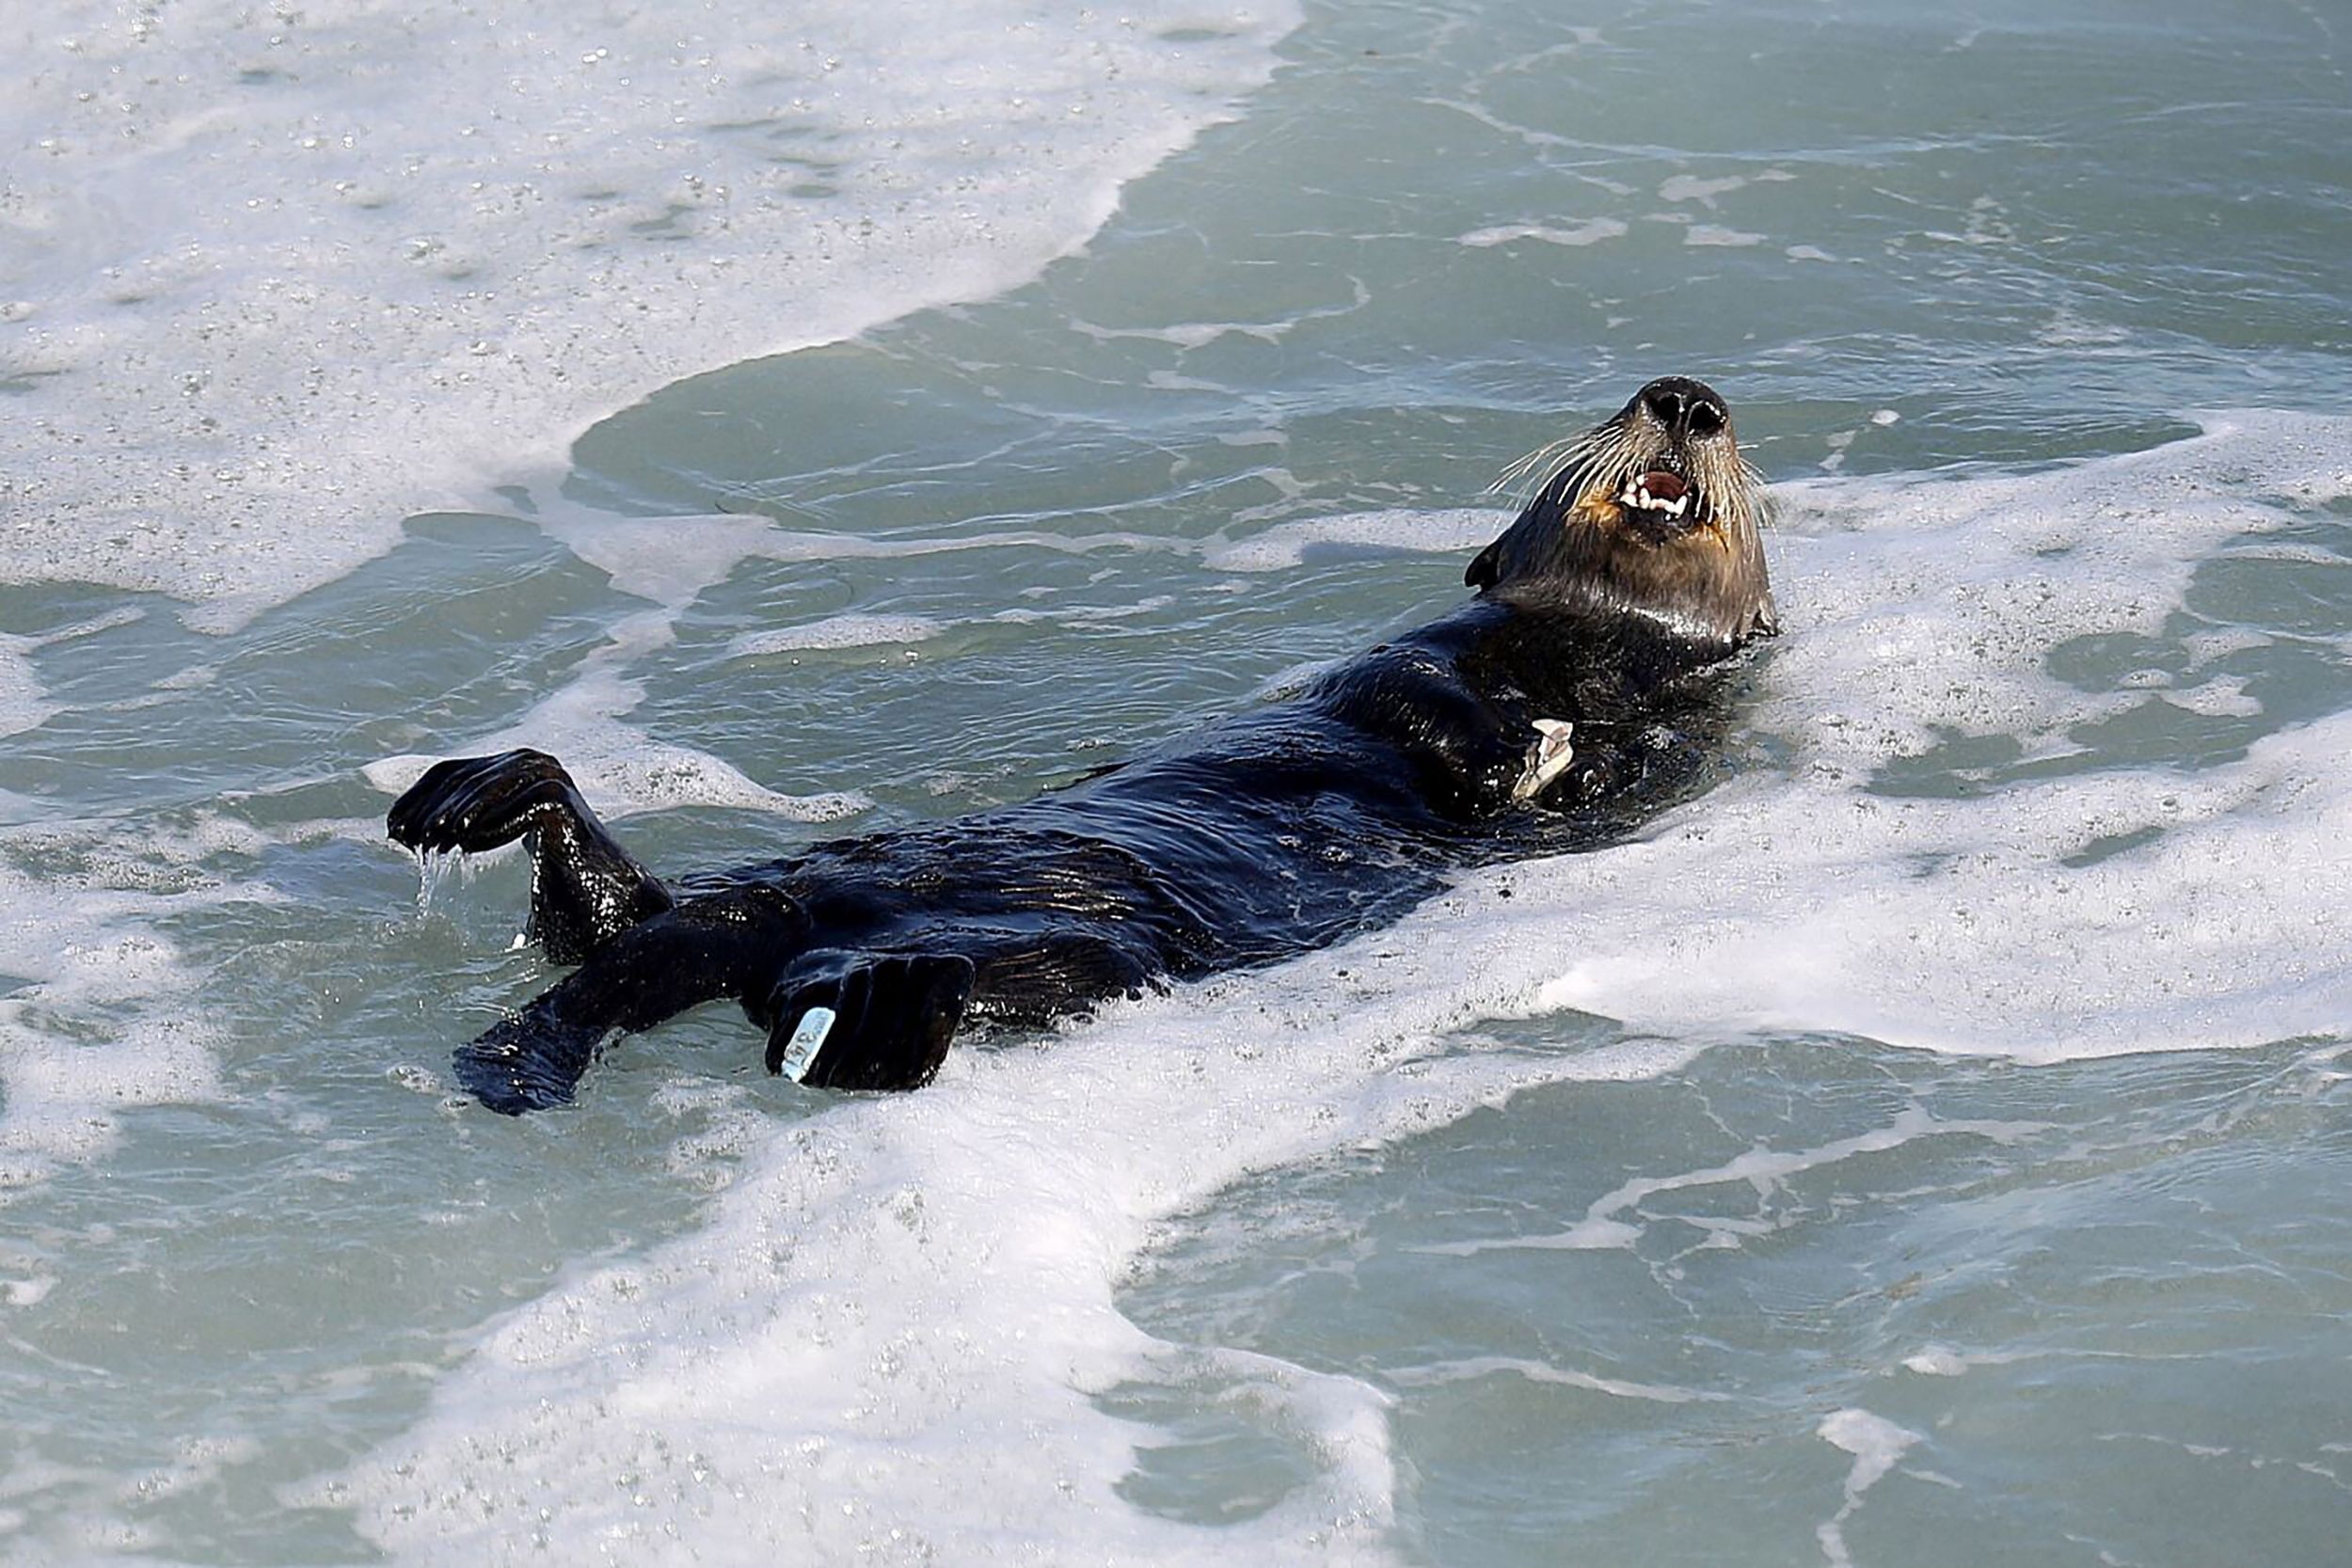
[0, 0, 1299, 628]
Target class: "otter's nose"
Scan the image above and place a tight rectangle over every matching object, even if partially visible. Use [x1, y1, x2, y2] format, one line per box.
[1644, 383, 1725, 439]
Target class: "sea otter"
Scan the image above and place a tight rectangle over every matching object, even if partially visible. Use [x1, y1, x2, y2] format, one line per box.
[389, 376, 1775, 1113]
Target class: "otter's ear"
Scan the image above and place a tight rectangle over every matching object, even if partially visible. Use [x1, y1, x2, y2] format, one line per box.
[1466, 538, 1502, 591]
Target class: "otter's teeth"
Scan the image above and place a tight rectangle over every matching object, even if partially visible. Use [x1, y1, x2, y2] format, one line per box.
[1617, 481, 1692, 518]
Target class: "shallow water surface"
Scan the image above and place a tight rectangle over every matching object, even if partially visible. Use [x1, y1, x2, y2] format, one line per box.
[1, 0, 2348, 1562]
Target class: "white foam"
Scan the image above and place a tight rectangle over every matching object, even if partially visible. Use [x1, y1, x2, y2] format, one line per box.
[1817, 1408, 1923, 1568]
[1385, 1355, 1720, 1405]
[1522, 714, 2352, 1058]
[0, 1275, 56, 1308]
[0, 822, 262, 1187]
[1071, 282, 1371, 349]
[543, 514, 796, 615]
[0, 638, 55, 743]
[368, 611, 871, 825]
[537, 513, 1172, 610]
[733, 613, 944, 657]
[1420, 1104, 2044, 1258]
[1456, 219, 1629, 248]
[371, 508, 1191, 822]
[1658, 174, 1753, 205]
[339, 413, 2352, 1557]
[116, 1435, 263, 1509]
[1204, 507, 1509, 572]
[0, 609, 150, 741]
[1900, 1345, 2029, 1377]
[370, 509, 890, 821]
[0, 0, 1301, 629]
[334, 970, 1695, 1560]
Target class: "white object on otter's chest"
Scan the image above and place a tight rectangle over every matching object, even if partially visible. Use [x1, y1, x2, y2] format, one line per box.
[1511, 718, 1576, 802]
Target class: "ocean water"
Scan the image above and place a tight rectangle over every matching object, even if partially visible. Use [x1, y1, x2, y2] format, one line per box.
[3, 0, 2349, 1561]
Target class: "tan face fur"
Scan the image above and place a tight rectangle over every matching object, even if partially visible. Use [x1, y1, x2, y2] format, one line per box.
[1474, 376, 1776, 646]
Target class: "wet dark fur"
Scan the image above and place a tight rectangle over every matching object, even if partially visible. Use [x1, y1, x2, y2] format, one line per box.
[389, 377, 1774, 1113]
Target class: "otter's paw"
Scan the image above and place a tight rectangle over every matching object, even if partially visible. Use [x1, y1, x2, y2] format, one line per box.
[388, 749, 577, 854]
[453, 1005, 608, 1116]
[766, 952, 977, 1093]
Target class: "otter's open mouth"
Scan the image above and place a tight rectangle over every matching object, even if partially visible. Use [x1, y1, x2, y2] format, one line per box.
[1618, 468, 1693, 521]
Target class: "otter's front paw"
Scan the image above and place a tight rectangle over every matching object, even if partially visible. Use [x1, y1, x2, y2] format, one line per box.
[388, 749, 577, 854]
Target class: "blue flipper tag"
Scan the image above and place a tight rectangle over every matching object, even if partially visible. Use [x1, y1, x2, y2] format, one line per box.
[776, 1006, 836, 1083]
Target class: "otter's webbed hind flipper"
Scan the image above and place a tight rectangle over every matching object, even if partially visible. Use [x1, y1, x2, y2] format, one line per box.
[763, 950, 977, 1092]
[456, 999, 609, 1116]
[454, 895, 793, 1114]
[389, 749, 673, 963]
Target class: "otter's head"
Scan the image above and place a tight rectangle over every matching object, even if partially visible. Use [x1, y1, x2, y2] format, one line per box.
[1468, 376, 1776, 646]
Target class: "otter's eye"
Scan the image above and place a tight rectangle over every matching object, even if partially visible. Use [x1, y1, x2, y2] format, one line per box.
[1687, 401, 1724, 436]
